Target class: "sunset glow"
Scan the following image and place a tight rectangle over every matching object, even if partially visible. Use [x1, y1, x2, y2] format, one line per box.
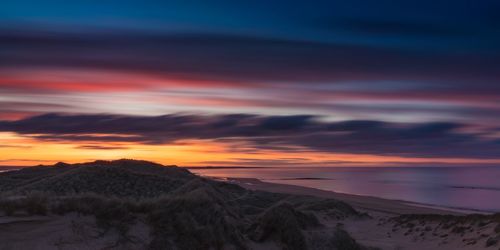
[1, 0, 500, 168]
[3, 130, 500, 167]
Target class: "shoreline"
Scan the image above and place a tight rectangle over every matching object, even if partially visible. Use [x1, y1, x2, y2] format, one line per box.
[221, 177, 489, 215]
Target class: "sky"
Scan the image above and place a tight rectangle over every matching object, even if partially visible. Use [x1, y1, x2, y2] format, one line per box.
[1, 0, 500, 167]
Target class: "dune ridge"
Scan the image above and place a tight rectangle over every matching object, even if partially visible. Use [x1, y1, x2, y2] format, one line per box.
[0, 159, 499, 249]
[0, 159, 375, 250]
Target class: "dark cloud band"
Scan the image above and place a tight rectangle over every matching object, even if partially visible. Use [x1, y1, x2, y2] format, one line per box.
[1, 29, 499, 85]
[1, 113, 499, 159]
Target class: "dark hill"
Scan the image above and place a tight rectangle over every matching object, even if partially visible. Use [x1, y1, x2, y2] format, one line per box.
[0, 159, 193, 196]
[0, 159, 372, 250]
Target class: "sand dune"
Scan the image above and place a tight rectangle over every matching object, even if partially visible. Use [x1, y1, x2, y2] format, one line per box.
[0, 160, 499, 250]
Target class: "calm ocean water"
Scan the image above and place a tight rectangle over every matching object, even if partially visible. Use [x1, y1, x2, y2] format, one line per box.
[190, 166, 500, 212]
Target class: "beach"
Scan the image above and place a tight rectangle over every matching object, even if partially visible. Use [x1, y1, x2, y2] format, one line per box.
[228, 178, 498, 250]
[227, 178, 466, 215]
[190, 166, 500, 213]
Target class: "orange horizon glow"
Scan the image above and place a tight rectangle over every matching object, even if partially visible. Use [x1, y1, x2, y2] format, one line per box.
[2, 132, 500, 168]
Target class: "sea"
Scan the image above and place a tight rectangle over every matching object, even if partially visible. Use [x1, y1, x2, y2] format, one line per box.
[190, 166, 500, 213]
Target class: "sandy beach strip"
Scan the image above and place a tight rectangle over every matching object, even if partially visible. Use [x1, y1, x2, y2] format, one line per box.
[225, 177, 473, 215]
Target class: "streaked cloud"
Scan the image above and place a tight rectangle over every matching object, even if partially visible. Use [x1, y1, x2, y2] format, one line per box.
[1, 113, 499, 159]
[1, 0, 499, 166]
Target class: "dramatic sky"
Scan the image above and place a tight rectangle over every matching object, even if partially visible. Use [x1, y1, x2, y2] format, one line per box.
[1, 0, 500, 166]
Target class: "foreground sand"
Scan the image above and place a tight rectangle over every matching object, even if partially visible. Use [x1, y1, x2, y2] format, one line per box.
[228, 178, 499, 250]
[0, 214, 151, 250]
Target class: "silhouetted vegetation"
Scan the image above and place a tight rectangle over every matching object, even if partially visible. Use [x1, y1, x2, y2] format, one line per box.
[0, 159, 369, 250]
[388, 212, 500, 248]
[248, 202, 321, 250]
